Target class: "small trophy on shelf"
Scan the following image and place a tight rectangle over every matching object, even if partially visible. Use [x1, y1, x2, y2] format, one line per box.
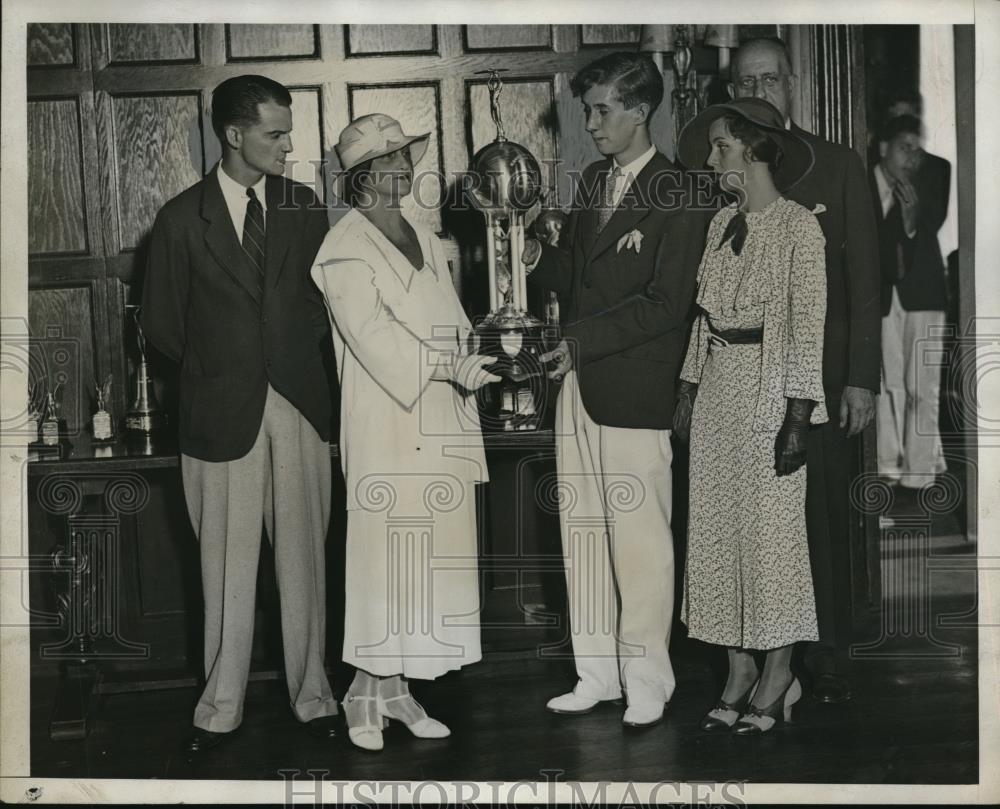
[40, 384, 66, 447]
[124, 305, 167, 436]
[92, 374, 115, 442]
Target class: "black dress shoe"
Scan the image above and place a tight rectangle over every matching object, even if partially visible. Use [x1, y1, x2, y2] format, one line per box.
[812, 672, 852, 704]
[304, 715, 339, 739]
[183, 727, 235, 757]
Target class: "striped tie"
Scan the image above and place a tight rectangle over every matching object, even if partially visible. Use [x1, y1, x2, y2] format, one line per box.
[242, 187, 266, 295]
[597, 166, 621, 232]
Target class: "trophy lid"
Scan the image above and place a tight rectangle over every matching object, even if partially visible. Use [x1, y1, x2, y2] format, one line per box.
[465, 69, 543, 215]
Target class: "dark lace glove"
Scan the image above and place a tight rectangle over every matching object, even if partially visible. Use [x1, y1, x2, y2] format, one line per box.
[672, 380, 699, 442]
[775, 398, 814, 476]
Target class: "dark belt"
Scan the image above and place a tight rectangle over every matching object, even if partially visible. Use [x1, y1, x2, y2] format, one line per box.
[708, 324, 764, 347]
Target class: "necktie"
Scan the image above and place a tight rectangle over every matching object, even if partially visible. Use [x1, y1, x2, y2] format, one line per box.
[242, 187, 266, 295]
[716, 211, 748, 256]
[597, 166, 622, 232]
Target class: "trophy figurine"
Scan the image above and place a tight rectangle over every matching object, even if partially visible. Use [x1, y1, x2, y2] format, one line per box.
[124, 305, 167, 435]
[40, 384, 63, 447]
[92, 374, 115, 442]
[466, 69, 547, 431]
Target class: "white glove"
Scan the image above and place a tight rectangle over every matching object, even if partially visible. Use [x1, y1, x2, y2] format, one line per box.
[449, 353, 501, 392]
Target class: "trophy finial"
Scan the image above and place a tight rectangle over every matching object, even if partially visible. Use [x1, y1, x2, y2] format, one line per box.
[126, 304, 147, 359]
[475, 68, 509, 142]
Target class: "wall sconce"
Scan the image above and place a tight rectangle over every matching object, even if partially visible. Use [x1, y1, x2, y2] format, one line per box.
[640, 24, 739, 142]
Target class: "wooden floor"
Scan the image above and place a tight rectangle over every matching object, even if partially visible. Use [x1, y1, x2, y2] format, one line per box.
[29, 520, 978, 785]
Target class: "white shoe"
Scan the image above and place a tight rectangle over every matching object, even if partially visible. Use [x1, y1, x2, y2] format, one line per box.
[378, 694, 451, 739]
[546, 691, 603, 715]
[623, 702, 666, 728]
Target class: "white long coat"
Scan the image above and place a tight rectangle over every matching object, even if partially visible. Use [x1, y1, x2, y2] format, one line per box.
[310, 208, 486, 677]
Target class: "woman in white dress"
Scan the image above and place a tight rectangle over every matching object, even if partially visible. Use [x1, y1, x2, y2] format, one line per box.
[674, 98, 827, 735]
[311, 114, 499, 751]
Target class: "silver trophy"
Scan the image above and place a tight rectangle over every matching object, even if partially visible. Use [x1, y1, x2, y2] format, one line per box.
[124, 305, 167, 435]
[466, 70, 547, 431]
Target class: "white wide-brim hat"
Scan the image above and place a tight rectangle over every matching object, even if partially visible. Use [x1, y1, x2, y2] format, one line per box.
[335, 113, 429, 172]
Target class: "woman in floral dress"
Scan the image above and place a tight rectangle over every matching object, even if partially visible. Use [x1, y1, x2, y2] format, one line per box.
[674, 98, 827, 734]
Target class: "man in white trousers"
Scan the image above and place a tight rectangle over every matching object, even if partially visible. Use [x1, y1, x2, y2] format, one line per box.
[523, 52, 706, 728]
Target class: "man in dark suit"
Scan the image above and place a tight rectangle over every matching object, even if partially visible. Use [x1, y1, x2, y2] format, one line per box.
[730, 38, 882, 704]
[521, 52, 706, 728]
[871, 114, 949, 488]
[142, 75, 339, 756]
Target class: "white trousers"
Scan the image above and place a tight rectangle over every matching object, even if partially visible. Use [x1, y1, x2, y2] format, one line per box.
[181, 385, 336, 732]
[877, 289, 947, 487]
[553, 371, 675, 707]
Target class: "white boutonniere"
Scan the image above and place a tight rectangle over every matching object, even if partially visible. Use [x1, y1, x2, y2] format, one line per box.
[617, 229, 644, 254]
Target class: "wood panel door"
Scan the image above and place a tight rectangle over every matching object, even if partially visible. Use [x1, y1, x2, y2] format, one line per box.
[26, 22, 660, 663]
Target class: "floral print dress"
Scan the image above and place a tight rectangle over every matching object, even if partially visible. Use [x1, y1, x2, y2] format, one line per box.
[680, 197, 827, 650]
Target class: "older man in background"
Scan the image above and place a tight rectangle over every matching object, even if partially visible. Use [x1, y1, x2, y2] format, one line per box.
[729, 37, 882, 704]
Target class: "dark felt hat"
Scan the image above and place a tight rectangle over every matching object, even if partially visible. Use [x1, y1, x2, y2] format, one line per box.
[676, 97, 814, 191]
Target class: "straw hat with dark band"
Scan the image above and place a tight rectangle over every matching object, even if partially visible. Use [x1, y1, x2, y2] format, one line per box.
[677, 97, 814, 191]
[335, 113, 429, 172]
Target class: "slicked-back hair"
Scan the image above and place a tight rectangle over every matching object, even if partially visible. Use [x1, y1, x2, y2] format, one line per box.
[570, 52, 664, 115]
[211, 74, 292, 148]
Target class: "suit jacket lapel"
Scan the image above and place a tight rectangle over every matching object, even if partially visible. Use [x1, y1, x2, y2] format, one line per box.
[265, 175, 291, 286]
[200, 168, 263, 307]
[585, 153, 665, 264]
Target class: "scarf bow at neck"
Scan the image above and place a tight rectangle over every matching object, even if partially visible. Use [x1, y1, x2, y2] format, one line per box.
[715, 211, 748, 256]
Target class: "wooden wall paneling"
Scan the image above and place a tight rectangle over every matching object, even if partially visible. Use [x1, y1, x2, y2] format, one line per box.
[27, 97, 89, 256]
[132, 473, 199, 619]
[127, 472, 202, 667]
[93, 90, 124, 258]
[579, 25, 641, 48]
[324, 80, 351, 223]
[106, 277, 130, 430]
[437, 63, 473, 294]
[27, 283, 103, 435]
[551, 69, 600, 208]
[348, 82, 444, 233]
[77, 89, 107, 259]
[198, 24, 227, 68]
[435, 21, 464, 59]
[317, 25, 346, 63]
[226, 24, 320, 61]
[27, 23, 76, 67]
[551, 25, 579, 53]
[346, 25, 438, 57]
[106, 24, 199, 66]
[286, 87, 325, 200]
[463, 25, 552, 52]
[109, 92, 204, 252]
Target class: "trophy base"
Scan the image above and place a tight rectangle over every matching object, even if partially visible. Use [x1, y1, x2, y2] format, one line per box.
[125, 411, 167, 434]
[475, 315, 558, 433]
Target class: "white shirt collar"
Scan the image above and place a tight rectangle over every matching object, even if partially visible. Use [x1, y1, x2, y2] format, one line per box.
[612, 144, 656, 181]
[873, 164, 894, 215]
[217, 162, 268, 238]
